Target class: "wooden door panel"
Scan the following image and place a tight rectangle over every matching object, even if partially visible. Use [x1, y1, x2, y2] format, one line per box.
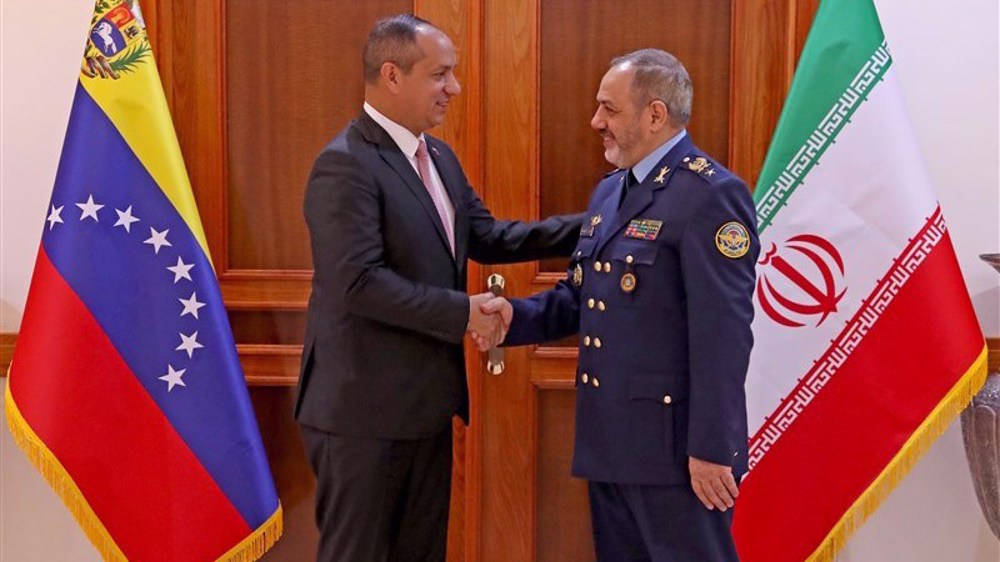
[226, 0, 410, 271]
[535, 388, 594, 562]
[539, 0, 732, 227]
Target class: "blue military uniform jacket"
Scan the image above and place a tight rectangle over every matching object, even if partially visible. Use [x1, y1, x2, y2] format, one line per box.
[506, 135, 759, 485]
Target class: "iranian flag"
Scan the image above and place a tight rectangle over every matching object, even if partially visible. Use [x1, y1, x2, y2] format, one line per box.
[731, 1, 988, 561]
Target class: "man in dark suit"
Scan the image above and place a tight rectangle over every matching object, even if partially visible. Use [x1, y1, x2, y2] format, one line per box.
[483, 50, 759, 561]
[295, 14, 584, 562]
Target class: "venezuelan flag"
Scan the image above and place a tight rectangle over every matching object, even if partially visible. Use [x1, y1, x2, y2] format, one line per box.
[5, 1, 282, 560]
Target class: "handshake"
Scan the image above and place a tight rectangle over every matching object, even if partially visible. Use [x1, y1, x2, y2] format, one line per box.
[466, 292, 513, 352]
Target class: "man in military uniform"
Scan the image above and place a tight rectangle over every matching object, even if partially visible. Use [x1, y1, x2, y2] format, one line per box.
[482, 49, 759, 561]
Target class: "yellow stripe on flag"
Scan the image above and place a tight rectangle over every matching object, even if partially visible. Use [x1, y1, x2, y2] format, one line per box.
[80, 70, 213, 265]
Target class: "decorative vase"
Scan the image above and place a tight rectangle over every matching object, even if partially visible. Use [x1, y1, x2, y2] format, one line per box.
[960, 253, 1000, 538]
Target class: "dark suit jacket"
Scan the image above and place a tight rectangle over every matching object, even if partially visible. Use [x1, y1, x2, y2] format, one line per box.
[295, 111, 584, 440]
[505, 135, 759, 485]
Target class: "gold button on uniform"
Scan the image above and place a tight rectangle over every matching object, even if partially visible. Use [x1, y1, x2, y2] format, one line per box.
[594, 261, 603, 272]
[592, 377, 600, 388]
[581, 373, 589, 384]
[603, 262, 611, 273]
[626, 255, 634, 264]
[583, 336, 591, 346]
[663, 395, 672, 405]
[587, 298, 595, 309]
[597, 301, 606, 311]
[594, 337, 602, 348]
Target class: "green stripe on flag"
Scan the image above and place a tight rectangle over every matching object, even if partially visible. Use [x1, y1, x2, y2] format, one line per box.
[754, 0, 889, 233]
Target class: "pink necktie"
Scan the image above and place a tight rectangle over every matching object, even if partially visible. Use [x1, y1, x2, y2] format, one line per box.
[415, 139, 455, 255]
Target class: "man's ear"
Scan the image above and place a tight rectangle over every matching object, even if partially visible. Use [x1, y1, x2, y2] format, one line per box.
[381, 62, 401, 93]
[648, 100, 669, 133]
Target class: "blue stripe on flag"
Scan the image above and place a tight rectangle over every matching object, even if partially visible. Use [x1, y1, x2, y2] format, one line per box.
[41, 83, 278, 528]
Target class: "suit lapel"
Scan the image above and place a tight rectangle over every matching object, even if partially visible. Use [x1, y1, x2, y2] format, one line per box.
[355, 112, 456, 261]
[426, 137, 465, 263]
[595, 136, 693, 257]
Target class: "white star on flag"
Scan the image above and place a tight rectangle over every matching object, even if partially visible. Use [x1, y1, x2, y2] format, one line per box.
[76, 194, 104, 222]
[144, 227, 172, 254]
[176, 331, 204, 358]
[167, 256, 194, 283]
[113, 206, 140, 233]
[47, 205, 64, 230]
[158, 364, 187, 391]
[179, 291, 206, 319]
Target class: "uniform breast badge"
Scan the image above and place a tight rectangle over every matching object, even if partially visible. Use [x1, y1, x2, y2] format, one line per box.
[624, 219, 663, 241]
[581, 214, 602, 237]
[573, 263, 584, 286]
[715, 221, 751, 258]
[620, 272, 637, 293]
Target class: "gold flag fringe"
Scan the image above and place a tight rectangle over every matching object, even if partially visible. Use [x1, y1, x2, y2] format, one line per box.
[5, 381, 283, 561]
[5, 381, 128, 561]
[217, 505, 283, 562]
[805, 344, 989, 562]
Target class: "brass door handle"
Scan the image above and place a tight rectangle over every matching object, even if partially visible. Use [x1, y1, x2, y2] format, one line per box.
[486, 273, 505, 375]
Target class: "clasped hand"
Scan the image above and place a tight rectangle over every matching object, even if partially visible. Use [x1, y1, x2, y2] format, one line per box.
[466, 293, 512, 351]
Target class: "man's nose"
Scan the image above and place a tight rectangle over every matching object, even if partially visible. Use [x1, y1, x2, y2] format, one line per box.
[591, 109, 603, 130]
[446, 74, 461, 96]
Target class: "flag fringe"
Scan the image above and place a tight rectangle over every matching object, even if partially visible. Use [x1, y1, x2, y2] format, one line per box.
[805, 344, 989, 562]
[4, 381, 128, 561]
[5, 381, 284, 561]
[216, 505, 283, 562]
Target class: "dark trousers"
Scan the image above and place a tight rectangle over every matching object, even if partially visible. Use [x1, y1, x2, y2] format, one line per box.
[588, 481, 739, 562]
[300, 425, 453, 562]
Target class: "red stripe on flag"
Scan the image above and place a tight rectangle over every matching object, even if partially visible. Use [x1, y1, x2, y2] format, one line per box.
[733, 232, 983, 562]
[9, 248, 252, 561]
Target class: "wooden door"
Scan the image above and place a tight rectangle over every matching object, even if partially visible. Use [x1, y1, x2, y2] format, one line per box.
[147, 0, 816, 559]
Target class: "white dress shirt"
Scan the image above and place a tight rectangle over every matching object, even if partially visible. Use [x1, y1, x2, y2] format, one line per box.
[363, 102, 456, 235]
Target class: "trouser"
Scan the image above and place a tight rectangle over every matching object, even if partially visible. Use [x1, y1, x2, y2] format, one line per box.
[589, 481, 739, 562]
[301, 425, 453, 562]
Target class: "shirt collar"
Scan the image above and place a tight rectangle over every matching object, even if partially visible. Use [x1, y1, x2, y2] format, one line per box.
[632, 129, 687, 183]
[364, 101, 424, 158]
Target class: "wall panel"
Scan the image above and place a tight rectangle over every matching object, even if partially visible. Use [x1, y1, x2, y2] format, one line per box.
[226, 0, 408, 270]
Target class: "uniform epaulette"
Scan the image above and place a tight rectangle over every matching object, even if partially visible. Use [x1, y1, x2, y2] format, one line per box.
[679, 154, 726, 183]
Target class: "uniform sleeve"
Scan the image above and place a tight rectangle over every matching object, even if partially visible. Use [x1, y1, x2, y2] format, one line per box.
[500, 178, 618, 346]
[679, 176, 760, 466]
[505, 274, 581, 346]
[304, 149, 469, 344]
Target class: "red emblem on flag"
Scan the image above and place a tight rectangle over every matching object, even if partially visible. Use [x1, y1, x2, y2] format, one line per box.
[756, 234, 847, 327]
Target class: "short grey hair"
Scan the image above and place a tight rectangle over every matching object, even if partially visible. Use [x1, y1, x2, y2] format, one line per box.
[610, 49, 692, 125]
[363, 14, 436, 84]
